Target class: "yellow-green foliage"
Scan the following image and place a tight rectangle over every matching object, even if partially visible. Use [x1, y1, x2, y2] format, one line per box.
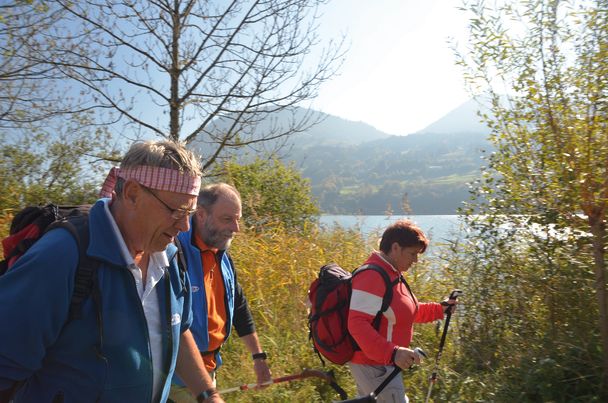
[0, 212, 11, 239]
[218, 223, 368, 402]
[217, 157, 320, 233]
[216, 223, 454, 402]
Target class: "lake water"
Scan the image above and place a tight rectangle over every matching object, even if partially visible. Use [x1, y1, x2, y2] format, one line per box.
[319, 214, 463, 246]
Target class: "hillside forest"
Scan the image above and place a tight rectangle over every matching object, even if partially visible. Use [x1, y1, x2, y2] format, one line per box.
[190, 102, 493, 215]
[294, 130, 489, 215]
[1, 0, 607, 402]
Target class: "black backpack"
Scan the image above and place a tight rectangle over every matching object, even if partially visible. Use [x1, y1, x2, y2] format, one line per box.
[307, 263, 401, 365]
[1, 204, 102, 320]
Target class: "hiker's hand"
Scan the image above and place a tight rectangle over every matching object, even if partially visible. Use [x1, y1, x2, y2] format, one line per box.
[441, 289, 463, 314]
[254, 358, 272, 388]
[393, 347, 421, 370]
[440, 297, 458, 314]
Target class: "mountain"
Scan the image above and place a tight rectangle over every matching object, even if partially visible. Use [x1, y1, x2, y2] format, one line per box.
[189, 108, 390, 159]
[417, 99, 489, 134]
[290, 111, 391, 147]
[191, 100, 492, 214]
[282, 100, 492, 214]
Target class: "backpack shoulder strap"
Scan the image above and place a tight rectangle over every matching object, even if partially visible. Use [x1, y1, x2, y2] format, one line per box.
[353, 264, 398, 329]
[48, 214, 100, 320]
[49, 213, 106, 361]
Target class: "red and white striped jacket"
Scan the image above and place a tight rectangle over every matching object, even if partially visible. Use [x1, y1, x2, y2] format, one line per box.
[347, 251, 443, 365]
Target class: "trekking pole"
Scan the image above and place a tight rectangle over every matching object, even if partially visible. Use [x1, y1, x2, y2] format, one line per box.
[424, 289, 463, 403]
[337, 347, 427, 402]
[219, 368, 348, 400]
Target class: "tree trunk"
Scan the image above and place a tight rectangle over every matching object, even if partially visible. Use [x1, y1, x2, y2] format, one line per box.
[169, 1, 181, 142]
[589, 212, 608, 398]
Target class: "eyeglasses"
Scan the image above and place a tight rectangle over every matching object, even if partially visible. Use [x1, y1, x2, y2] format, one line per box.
[140, 185, 197, 220]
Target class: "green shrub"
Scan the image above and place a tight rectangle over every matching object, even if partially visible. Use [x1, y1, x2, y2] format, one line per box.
[216, 157, 320, 233]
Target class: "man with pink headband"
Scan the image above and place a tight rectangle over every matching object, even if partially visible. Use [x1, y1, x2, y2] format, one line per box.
[0, 141, 224, 402]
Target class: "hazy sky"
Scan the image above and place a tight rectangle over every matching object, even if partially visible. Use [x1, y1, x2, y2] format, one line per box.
[311, 0, 472, 135]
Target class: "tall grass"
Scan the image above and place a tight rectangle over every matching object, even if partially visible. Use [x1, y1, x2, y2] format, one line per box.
[218, 223, 368, 402]
[0, 211, 13, 238]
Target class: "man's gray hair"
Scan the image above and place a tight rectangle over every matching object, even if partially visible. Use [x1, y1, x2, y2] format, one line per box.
[197, 183, 241, 211]
[120, 140, 202, 174]
[115, 140, 202, 195]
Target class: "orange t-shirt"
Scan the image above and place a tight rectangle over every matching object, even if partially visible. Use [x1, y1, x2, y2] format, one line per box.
[194, 233, 227, 371]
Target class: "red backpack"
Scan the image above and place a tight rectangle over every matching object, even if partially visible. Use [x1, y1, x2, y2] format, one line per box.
[307, 262, 398, 365]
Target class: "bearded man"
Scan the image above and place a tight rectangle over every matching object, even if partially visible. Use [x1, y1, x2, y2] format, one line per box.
[169, 183, 271, 403]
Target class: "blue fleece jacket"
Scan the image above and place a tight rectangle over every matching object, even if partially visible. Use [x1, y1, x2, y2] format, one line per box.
[0, 200, 192, 402]
[172, 219, 255, 387]
[177, 226, 236, 360]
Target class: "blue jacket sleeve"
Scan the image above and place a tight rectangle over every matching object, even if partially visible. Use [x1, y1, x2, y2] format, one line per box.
[0, 228, 78, 388]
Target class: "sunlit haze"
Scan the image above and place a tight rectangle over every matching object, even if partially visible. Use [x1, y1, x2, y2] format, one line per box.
[311, 0, 471, 135]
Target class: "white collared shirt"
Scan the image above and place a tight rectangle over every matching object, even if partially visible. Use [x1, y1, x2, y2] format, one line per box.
[102, 199, 166, 401]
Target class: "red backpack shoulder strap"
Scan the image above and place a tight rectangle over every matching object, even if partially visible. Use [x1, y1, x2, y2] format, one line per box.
[353, 264, 396, 329]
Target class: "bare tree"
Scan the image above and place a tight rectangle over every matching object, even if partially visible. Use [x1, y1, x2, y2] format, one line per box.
[1, 2, 122, 210]
[29, 0, 344, 169]
[0, 1, 70, 127]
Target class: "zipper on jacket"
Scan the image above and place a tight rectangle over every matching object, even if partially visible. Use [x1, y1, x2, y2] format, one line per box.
[126, 266, 154, 403]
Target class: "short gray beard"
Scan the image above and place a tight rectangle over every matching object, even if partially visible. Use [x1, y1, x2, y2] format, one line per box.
[201, 216, 234, 250]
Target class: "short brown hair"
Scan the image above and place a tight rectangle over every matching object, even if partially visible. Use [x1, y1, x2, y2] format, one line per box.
[379, 219, 429, 254]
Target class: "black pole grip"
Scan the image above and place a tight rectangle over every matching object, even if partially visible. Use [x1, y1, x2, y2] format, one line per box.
[448, 289, 463, 300]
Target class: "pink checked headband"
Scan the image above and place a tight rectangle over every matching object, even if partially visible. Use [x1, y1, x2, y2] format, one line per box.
[99, 166, 201, 198]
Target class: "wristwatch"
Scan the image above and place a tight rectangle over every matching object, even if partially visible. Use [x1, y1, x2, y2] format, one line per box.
[252, 351, 268, 360]
[196, 387, 218, 402]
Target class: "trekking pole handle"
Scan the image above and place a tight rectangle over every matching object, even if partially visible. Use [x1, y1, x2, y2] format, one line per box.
[441, 289, 463, 314]
[370, 347, 427, 399]
[414, 347, 428, 359]
[448, 289, 463, 300]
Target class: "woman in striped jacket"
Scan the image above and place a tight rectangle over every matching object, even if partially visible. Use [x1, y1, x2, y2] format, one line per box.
[347, 219, 457, 403]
